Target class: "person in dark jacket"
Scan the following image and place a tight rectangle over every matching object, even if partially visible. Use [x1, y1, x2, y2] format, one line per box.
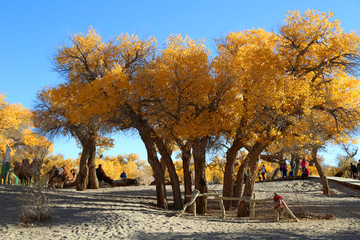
[120, 170, 128, 180]
[350, 163, 357, 179]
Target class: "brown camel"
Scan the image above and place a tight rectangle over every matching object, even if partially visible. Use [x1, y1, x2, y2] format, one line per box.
[13, 161, 29, 185]
[96, 164, 114, 186]
[48, 165, 77, 188]
[13, 159, 40, 186]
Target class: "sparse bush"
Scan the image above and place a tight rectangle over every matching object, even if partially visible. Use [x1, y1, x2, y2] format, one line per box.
[19, 188, 53, 225]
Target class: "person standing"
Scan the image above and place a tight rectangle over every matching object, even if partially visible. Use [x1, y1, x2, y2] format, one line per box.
[273, 192, 284, 222]
[357, 160, 360, 179]
[257, 168, 262, 182]
[279, 164, 284, 178]
[261, 164, 266, 181]
[301, 167, 309, 180]
[301, 159, 307, 174]
[290, 160, 296, 176]
[350, 163, 357, 179]
[282, 163, 288, 178]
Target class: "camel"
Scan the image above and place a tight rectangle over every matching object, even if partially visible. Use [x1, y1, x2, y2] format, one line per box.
[113, 178, 140, 186]
[48, 165, 77, 188]
[13, 161, 29, 185]
[13, 159, 40, 186]
[96, 164, 114, 186]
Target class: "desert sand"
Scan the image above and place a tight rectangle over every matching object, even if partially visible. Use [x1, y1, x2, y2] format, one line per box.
[0, 178, 360, 240]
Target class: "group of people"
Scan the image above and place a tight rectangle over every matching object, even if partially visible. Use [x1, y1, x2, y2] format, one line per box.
[257, 159, 310, 182]
[350, 160, 360, 179]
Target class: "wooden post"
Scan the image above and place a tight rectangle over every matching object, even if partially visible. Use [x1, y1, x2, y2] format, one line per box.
[282, 200, 300, 222]
[176, 189, 200, 217]
[218, 198, 226, 219]
[250, 193, 256, 219]
[193, 201, 197, 216]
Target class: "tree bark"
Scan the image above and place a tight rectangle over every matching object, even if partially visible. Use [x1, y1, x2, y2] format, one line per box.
[237, 142, 264, 217]
[223, 137, 244, 210]
[192, 137, 208, 214]
[292, 153, 301, 177]
[76, 144, 90, 191]
[154, 136, 183, 210]
[271, 167, 280, 180]
[232, 155, 250, 207]
[176, 139, 193, 212]
[76, 137, 99, 190]
[87, 140, 99, 189]
[138, 127, 168, 209]
[311, 146, 331, 196]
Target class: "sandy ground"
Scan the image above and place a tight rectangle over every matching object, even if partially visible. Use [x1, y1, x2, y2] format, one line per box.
[0, 178, 360, 240]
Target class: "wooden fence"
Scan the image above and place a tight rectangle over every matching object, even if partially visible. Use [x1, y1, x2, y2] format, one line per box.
[176, 189, 299, 222]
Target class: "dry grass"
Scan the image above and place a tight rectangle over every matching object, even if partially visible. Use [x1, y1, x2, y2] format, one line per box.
[18, 185, 53, 226]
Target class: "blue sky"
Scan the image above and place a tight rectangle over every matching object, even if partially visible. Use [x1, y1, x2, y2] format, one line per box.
[1, 0, 360, 165]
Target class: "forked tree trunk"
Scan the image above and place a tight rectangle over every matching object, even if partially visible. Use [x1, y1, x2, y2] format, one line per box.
[237, 142, 264, 217]
[154, 136, 183, 210]
[192, 137, 208, 215]
[76, 138, 99, 190]
[223, 137, 244, 210]
[232, 155, 250, 207]
[311, 146, 331, 196]
[138, 127, 168, 209]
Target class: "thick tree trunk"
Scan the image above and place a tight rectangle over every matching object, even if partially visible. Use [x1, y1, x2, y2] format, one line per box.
[312, 146, 331, 196]
[192, 137, 208, 215]
[87, 140, 99, 189]
[232, 155, 250, 207]
[237, 142, 264, 217]
[76, 138, 99, 190]
[223, 137, 243, 210]
[154, 136, 183, 210]
[76, 146, 90, 191]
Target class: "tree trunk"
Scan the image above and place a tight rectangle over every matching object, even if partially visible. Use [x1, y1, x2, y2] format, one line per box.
[87, 140, 99, 189]
[176, 139, 193, 212]
[271, 167, 279, 180]
[232, 155, 249, 207]
[76, 138, 99, 190]
[223, 137, 243, 210]
[312, 146, 331, 196]
[76, 146, 90, 191]
[154, 136, 183, 210]
[237, 142, 264, 217]
[138, 127, 168, 209]
[292, 153, 301, 177]
[192, 137, 208, 215]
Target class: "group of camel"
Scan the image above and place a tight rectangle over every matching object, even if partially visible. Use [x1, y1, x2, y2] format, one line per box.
[12, 160, 139, 188]
[12, 159, 77, 188]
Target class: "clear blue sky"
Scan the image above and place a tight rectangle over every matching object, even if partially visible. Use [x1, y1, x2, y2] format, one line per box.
[1, 0, 360, 165]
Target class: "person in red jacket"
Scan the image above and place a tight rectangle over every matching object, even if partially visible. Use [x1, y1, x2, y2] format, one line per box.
[274, 192, 284, 221]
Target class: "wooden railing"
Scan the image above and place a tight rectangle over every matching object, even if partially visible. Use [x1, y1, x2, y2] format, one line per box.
[176, 189, 300, 222]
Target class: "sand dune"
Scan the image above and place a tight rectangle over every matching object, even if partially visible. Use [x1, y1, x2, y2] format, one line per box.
[0, 178, 359, 240]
